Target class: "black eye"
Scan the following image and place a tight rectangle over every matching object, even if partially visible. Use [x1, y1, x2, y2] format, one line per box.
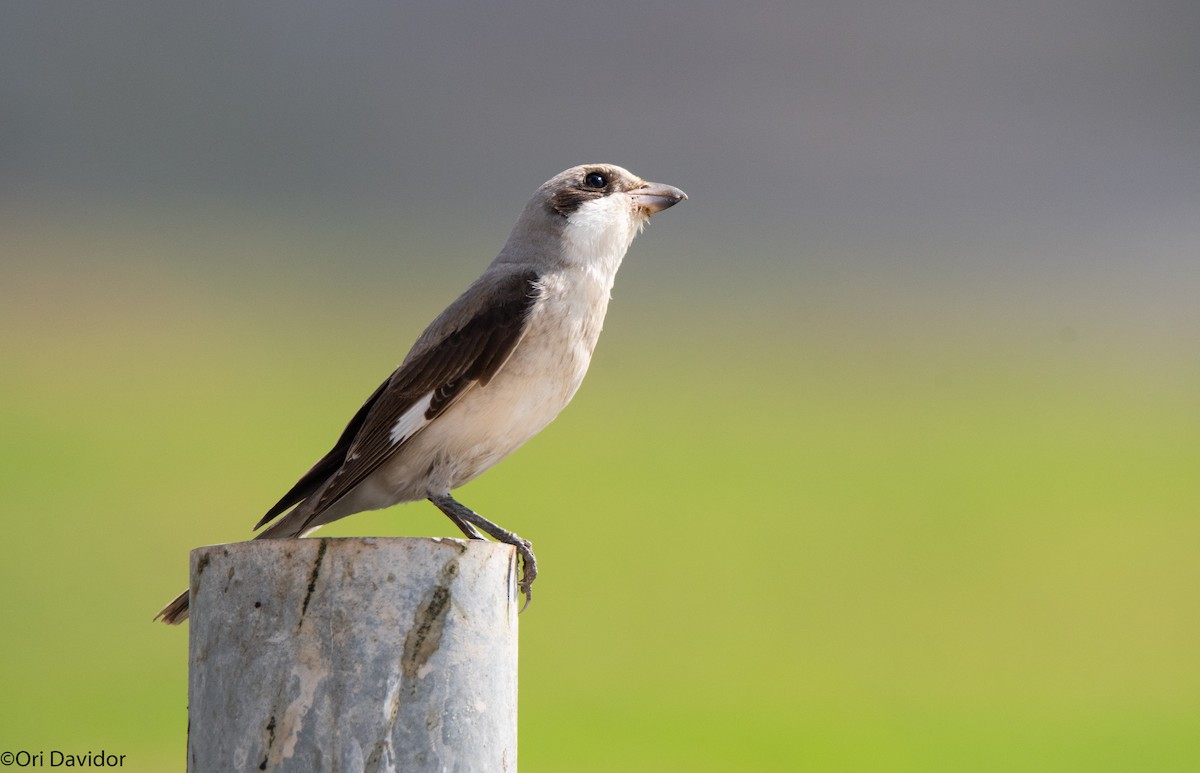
[584, 172, 608, 189]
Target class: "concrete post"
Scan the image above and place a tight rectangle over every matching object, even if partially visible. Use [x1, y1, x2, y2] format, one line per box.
[185, 537, 519, 773]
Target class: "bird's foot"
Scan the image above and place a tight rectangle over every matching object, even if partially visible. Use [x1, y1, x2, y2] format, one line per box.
[428, 494, 538, 611]
[510, 536, 537, 613]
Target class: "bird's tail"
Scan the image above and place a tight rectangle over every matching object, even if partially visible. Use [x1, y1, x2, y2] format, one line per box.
[154, 589, 191, 625]
[153, 506, 316, 625]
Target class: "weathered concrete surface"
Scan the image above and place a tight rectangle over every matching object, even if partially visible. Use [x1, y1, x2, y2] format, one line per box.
[186, 537, 519, 772]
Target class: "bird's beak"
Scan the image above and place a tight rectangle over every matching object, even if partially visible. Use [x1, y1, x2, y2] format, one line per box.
[629, 181, 688, 215]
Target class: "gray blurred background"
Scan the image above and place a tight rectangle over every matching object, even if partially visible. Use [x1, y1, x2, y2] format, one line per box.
[4, 1, 1197, 291]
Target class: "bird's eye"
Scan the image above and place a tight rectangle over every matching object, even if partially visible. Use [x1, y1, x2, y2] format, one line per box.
[584, 172, 608, 189]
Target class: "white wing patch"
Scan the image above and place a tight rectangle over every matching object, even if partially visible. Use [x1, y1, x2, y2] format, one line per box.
[389, 391, 436, 445]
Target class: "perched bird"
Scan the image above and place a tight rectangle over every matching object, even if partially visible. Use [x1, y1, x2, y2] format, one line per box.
[156, 163, 686, 624]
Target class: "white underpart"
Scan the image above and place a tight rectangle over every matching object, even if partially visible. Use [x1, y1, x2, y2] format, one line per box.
[389, 391, 435, 445]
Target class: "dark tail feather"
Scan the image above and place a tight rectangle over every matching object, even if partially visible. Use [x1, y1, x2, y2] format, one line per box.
[155, 589, 191, 625]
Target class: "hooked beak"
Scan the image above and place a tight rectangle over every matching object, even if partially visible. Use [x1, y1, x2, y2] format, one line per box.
[629, 181, 688, 215]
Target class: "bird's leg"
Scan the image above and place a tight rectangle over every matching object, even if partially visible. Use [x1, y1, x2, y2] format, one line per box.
[439, 506, 486, 541]
[428, 493, 537, 611]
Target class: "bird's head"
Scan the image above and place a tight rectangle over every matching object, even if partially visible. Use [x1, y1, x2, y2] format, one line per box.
[497, 164, 685, 278]
[519, 164, 686, 271]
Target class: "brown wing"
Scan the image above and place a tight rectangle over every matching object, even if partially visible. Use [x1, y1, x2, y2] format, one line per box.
[255, 268, 540, 533]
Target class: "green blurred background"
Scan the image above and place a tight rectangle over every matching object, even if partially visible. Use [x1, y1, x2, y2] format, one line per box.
[2, 2, 1198, 770]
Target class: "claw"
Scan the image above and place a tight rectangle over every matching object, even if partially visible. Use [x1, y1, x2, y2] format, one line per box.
[512, 539, 537, 613]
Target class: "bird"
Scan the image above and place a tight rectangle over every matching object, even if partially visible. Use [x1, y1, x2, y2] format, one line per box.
[155, 163, 686, 624]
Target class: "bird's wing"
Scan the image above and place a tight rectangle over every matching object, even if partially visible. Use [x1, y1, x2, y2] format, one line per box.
[255, 268, 541, 532]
